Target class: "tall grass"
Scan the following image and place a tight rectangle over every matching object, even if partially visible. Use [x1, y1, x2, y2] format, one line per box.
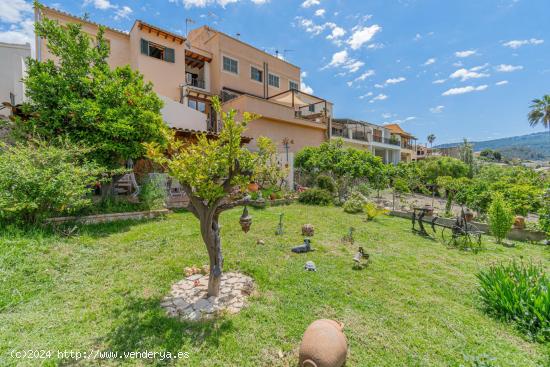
[477, 261, 550, 342]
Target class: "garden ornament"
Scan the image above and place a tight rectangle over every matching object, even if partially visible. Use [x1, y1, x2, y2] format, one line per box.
[275, 213, 284, 235]
[342, 227, 355, 245]
[353, 247, 370, 268]
[302, 224, 315, 237]
[292, 239, 312, 253]
[299, 319, 347, 367]
[304, 261, 316, 271]
[239, 206, 252, 233]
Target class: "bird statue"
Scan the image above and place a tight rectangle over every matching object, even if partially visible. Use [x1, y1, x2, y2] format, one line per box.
[353, 247, 370, 268]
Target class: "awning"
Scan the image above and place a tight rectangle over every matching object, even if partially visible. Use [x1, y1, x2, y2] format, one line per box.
[270, 91, 309, 107]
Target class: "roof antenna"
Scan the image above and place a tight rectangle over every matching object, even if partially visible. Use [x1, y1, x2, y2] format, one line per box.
[235, 32, 241, 39]
[185, 18, 195, 37]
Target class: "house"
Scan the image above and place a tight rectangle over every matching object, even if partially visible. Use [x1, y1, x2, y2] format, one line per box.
[0, 42, 31, 118]
[35, 6, 332, 154]
[415, 144, 432, 161]
[330, 118, 402, 164]
[384, 124, 417, 162]
[187, 26, 332, 153]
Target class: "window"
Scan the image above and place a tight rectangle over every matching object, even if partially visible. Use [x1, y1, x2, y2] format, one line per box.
[251, 66, 263, 82]
[308, 104, 315, 112]
[188, 99, 206, 113]
[268, 73, 280, 88]
[223, 56, 238, 74]
[140, 39, 175, 63]
[289, 80, 299, 91]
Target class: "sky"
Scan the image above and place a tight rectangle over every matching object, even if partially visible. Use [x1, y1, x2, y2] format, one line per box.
[0, 0, 548, 145]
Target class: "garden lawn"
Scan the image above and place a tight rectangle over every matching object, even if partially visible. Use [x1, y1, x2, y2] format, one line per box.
[0, 204, 548, 366]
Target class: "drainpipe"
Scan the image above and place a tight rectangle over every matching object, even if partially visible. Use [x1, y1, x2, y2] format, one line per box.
[263, 62, 268, 98]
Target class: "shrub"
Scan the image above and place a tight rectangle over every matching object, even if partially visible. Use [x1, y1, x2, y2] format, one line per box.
[316, 174, 336, 193]
[355, 183, 372, 197]
[364, 202, 387, 221]
[298, 188, 332, 205]
[392, 177, 410, 194]
[0, 142, 100, 223]
[488, 192, 513, 243]
[343, 191, 366, 213]
[139, 175, 167, 210]
[477, 261, 550, 342]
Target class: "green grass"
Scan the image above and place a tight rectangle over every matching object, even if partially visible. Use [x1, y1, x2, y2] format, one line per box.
[0, 204, 549, 366]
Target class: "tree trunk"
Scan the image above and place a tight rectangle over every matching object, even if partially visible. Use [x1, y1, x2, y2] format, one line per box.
[199, 209, 223, 297]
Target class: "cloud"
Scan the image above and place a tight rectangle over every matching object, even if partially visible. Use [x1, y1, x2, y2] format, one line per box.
[385, 77, 406, 85]
[429, 105, 445, 113]
[495, 80, 509, 86]
[295, 17, 334, 35]
[114, 6, 133, 20]
[181, 0, 262, 8]
[0, 19, 35, 54]
[0, 0, 32, 23]
[442, 85, 488, 96]
[367, 43, 384, 49]
[301, 0, 320, 7]
[85, 0, 115, 10]
[423, 58, 436, 66]
[455, 49, 477, 58]
[359, 92, 373, 99]
[322, 50, 364, 73]
[432, 79, 446, 84]
[502, 38, 544, 49]
[347, 24, 381, 50]
[314, 8, 325, 17]
[449, 65, 490, 81]
[370, 93, 388, 103]
[495, 64, 523, 72]
[347, 69, 375, 86]
[326, 26, 346, 41]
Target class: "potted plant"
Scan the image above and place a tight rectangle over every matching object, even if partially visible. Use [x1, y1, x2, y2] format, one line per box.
[513, 215, 525, 229]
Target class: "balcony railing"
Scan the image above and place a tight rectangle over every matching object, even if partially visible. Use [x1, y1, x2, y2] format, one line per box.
[186, 78, 206, 89]
[402, 143, 413, 150]
[373, 135, 400, 146]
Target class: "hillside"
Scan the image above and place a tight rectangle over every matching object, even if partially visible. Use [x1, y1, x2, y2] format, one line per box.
[435, 132, 550, 160]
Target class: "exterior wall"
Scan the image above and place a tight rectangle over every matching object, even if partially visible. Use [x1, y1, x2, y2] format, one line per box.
[37, 7, 131, 68]
[0, 42, 31, 116]
[223, 95, 326, 153]
[159, 95, 207, 130]
[188, 27, 301, 98]
[129, 25, 187, 102]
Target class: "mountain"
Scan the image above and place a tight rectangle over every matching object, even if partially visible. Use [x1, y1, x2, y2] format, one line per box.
[435, 132, 550, 160]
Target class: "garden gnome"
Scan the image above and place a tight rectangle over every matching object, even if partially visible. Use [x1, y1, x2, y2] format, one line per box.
[299, 319, 347, 367]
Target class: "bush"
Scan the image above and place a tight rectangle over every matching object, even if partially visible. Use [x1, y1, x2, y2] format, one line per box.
[488, 192, 513, 243]
[139, 175, 167, 210]
[355, 183, 372, 197]
[364, 202, 387, 221]
[298, 188, 332, 205]
[392, 177, 410, 194]
[0, 142, 100, 223]
[477, 261, 550, 342]
[316, 174, 336, 193]
[343, 191, 366, 213]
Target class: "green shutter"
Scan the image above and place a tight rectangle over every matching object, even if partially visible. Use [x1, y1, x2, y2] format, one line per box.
[140, 39, 148, 55]
[165, 47, 175, 63]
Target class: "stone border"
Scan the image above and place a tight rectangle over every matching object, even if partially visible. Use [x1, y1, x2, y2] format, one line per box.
[161, 272, 255, 321]
[389, 210, 547, 242]
[44, 209, 170, 225]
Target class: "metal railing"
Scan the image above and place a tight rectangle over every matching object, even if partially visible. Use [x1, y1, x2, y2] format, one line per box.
[186, 78, 206, 89]
[373, 135, 400, 146]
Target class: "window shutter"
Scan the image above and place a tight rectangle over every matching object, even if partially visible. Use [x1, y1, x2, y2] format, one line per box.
[140, 39, 148, 55]
[165, 47, 175, 63]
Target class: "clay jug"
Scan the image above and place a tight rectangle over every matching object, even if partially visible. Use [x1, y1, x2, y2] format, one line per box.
[299, 319, 347, 367]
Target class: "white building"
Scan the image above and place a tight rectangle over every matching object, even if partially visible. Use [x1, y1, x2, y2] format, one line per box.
[0, 42, 31, 118]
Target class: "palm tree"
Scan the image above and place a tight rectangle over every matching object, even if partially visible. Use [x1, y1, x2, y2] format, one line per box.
[427, 134, 436, 147]
[528, 95, 550, 137]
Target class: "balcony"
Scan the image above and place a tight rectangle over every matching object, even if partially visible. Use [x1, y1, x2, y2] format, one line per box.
[186, 78, 206, 90]
[373, 135, 400, 146]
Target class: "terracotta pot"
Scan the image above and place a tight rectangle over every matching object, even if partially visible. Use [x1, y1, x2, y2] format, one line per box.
[299, 319, 347, 367]
[247, 182, 259, 192]
[464, 209, 474, 223]
[513, 215, 525, 229]
[423, 205, 434, 217]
